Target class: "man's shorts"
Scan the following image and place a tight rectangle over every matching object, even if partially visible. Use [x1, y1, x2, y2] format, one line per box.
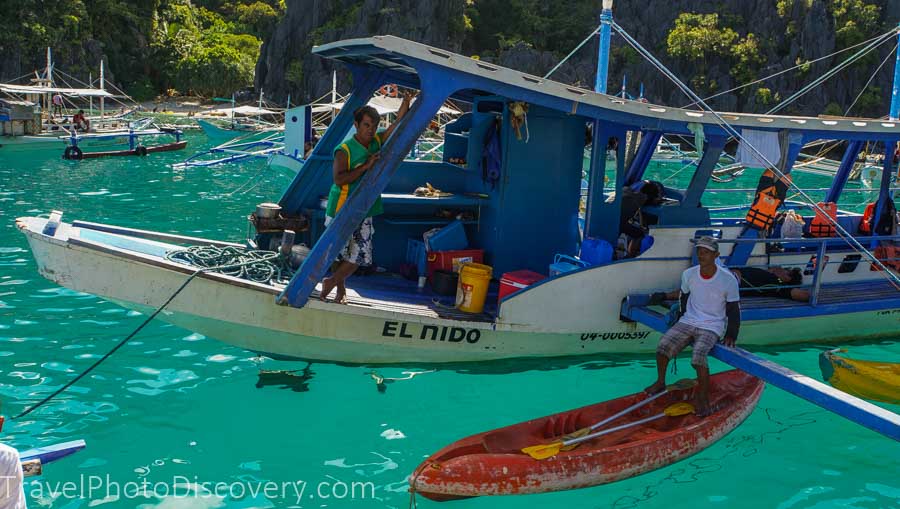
[656, 321, 720, 368]
[324, 216, 374, 266]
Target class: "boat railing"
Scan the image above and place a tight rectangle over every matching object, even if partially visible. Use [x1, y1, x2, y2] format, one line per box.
[715, 233, 900, 306]
[411, 138, 444, 161]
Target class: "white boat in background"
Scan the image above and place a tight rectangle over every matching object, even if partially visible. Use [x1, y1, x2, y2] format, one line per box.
[195, 90, 284, 141]
[1, 48, 150, 155]
[196, 117, 281, 141]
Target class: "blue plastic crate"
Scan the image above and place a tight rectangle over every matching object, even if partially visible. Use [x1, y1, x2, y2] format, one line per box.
[406, 239, 427, 276]
[424, 220, 468, 252]
[549, 254, 588, 277]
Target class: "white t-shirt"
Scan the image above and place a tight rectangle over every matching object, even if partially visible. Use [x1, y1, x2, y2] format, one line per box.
[679, 265, 740, 337]
[0, 443, 26, 509]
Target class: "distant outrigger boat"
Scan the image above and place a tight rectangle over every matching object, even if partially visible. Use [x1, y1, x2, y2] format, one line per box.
[1, 48, 151, 154]
[195, 92, 283, 141]
[15, 9, 900, 366]
[196, 117, 280, 141]
[60, 126, 186, 160]
[820, 349, 900, 404]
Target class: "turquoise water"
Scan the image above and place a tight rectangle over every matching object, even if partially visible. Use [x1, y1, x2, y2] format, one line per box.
[0, 134, 898, 509]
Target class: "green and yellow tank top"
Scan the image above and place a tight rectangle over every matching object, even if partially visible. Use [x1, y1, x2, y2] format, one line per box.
[325, 132, 385, 218]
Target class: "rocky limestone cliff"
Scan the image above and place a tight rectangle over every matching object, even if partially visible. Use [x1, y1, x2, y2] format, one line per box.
[258, 0, 900, 117]
[255, 0, 464, 104]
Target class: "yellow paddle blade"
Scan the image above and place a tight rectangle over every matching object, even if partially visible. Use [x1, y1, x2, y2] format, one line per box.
[664, 402, 695, 416]
[560, 427, 590, 450]
[561, 427, 590, 441]
[521, 441, 563, 460]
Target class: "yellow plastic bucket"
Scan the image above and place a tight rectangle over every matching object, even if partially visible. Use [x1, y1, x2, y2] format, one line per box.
[456, 262, 493, 313]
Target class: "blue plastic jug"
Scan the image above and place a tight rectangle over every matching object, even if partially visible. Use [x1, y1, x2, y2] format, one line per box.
[580, 237, 614, 265]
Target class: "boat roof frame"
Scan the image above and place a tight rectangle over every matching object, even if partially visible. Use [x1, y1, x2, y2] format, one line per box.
[314, 35, 900, 143]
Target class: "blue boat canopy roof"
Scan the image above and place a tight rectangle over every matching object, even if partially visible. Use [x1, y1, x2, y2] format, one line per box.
[314, 35, 900, 141]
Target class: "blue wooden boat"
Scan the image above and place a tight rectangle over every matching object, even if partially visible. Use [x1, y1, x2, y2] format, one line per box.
[14, 7, 900, 368]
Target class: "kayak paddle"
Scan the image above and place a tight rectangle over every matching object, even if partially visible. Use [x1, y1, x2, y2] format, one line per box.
[561, 378, 696, 443]
[522, 402, 696, 460]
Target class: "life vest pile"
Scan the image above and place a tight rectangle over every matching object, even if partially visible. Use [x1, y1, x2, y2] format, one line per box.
[870, 244, 900, 271]
[746, 169, 791, 230]
[809, 202, 837, 237]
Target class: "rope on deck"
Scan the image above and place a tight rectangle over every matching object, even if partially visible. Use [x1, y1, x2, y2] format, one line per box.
[166, 245, 296, 284]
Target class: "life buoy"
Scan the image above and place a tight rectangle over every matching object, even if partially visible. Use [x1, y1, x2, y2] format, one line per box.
[745, 169, 791, 230]
[378, 84, 399, 97]
[809, 201, 837, 237]
[135, 145, 148, 156]
[63, 146, 83, 160]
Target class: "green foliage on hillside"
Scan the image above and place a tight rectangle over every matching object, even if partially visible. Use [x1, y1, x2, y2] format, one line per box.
[461, 0, 597, 58]
[0, 0, 890, 115]
[0, 0, 283, 99]
[666, 13, 765, 97]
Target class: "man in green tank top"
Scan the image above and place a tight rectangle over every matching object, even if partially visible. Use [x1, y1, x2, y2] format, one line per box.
[320, 90, 415, 303]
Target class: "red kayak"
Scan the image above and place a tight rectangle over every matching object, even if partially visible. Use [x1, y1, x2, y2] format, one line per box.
[410, 369, 763, 500]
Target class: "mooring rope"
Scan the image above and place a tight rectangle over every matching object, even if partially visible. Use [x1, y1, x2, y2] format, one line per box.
[13, 246, 288, 419]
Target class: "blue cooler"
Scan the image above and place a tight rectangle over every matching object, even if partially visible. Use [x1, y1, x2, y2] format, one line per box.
[549, 254, 588, 277]
[424, 220, 468, 252]
[580, 237, 614, 265]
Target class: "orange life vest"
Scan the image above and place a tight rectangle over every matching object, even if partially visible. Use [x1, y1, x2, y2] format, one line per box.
[378, 83, 399, 97]
[809, 201, 837, 237]
[860, 202, 876, 234]
[746, 169, 791, 230]
[870, 244, 900, 271]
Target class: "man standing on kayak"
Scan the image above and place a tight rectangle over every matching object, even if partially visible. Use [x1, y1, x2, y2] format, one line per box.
[644, 236, 740, 416]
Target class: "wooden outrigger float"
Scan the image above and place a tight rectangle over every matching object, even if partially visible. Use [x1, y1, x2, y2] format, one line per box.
[0, 417, 86, 477]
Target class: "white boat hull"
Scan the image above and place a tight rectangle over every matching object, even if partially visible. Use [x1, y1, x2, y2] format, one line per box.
[268, 153, 304, 174]
[17, 217, 900, 365]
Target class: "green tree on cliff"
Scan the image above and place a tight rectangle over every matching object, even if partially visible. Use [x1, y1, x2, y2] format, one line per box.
[666, 13, 764, 105]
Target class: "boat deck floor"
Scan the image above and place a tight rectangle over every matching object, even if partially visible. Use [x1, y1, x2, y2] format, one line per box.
[740, 279, 900, 315]
[317, 272, 498, 323]
[624, 278, 900, 329]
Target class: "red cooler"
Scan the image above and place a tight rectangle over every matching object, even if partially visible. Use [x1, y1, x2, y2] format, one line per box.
[426, 249, 484, 280]
[498, 270, 546, 302]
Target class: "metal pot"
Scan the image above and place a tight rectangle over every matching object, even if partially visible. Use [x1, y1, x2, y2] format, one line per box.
[256, 202, 282, 219]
